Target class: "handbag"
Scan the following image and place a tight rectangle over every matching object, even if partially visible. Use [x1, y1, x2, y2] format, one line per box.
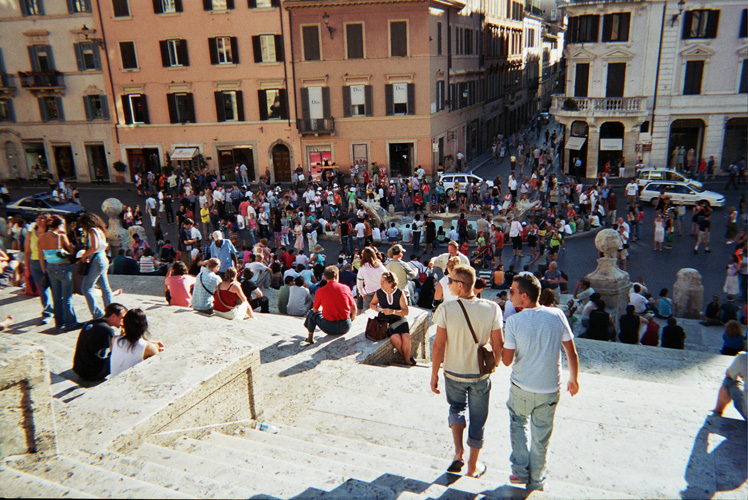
[77, 261, 91, 276]
[456, 299, 496, 375]
[365, 314, 389, 342]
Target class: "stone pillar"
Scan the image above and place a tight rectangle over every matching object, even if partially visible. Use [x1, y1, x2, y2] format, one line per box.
[585, 125, 600, 179]
[673, 268, 703, 319]
[585, 229, 631, 332]
[102, 198, 132, 256]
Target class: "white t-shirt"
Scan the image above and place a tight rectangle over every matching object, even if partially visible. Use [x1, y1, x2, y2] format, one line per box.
[433, 298, 503, 378]
[504, 306, 573, 393]
[630, 292, 648, 314]
[626, 182, 638, 196]
[355, 222, 366, 238]
[438, 275, 457, 303]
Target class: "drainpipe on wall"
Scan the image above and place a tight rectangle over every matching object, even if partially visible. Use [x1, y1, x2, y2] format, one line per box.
[279, 4, 292, 129]
[288, 8, 300, 136]
[95, 0, 120, 147]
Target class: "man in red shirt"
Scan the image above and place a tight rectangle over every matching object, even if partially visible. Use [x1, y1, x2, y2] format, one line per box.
[304, 266, 357, 344]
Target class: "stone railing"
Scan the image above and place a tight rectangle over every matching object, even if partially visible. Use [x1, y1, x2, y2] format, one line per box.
[550, 94, 647, 116]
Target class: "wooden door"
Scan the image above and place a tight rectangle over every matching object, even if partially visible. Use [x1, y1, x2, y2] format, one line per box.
[272, 144, 291, 182]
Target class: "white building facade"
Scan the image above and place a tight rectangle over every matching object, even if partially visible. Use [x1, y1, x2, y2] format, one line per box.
[0, 0, 117, 182]
[551, 0, 747, 178]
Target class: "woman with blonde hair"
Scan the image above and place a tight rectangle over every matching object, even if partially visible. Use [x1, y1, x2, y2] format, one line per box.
[434, 256, 462, 303]
[213, 267, 255, 320]
[356, 246, 386, 310]
[38, 215, 79, 332]
[370, 271, 413, 365]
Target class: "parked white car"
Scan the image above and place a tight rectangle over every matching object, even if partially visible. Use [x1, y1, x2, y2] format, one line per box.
[636, 167, 702, 190]
[438, 173, 493, 196]
[638, 181, 725, 207]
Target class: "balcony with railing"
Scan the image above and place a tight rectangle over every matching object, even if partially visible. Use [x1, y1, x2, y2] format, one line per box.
[550, 94, 648, 119]
[297, 118, 335, 135]
[18, 71, 65, 94]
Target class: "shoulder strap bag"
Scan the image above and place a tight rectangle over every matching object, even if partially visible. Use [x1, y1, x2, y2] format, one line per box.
[456, 299, 496, 375]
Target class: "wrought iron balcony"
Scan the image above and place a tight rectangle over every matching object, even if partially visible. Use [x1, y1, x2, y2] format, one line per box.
[297, 117, 335, 135]
[18, 71, 65, 93]
[550, 94, 648, 118]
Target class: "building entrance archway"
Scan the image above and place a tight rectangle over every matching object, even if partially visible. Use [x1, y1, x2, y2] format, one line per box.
[271, 143, 291, 183]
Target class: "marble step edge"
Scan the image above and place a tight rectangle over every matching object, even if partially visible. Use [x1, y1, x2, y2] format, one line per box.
[3, 454, 191, 499]
[0, 464, 95, 499]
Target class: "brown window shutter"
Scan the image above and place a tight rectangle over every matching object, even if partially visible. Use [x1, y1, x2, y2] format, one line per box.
[385, 84, 393, 115]
[236, 91, 244, 121]
[177, 40, 189, 66]
[279, 89, 288, 120]
[300, 87, 310, 120]
[365, 85, 373, 116]
[601, 14, 612, 42]
[252, 36, 262, 62]
[167, 93, 177, 123]
[706, 10, 720, 38]
[186, 93, 196, 123]
[274, 34, 284, 62]
[258, 90, 268, 120]
[231, 37, 239, 64]
[122, 95, 132, 124]
[140, 95, 150, 124]
[215, 92, 225, 122]
[208, 38, 218, 65]
[407, 83, 415, 115]
[159, 40, 170, 67]
[322, 87, 331, 118]
[153, 0, 163, 14]
[342, 86, 351, 117]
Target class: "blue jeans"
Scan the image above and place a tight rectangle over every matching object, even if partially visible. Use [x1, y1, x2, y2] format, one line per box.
[30, 259, 53, 318]
[81, 252, 114, 319]
[357, 237, 364, 251]
[444, 374, 491, 449]
[507, 384, 560, 490]
[345, 235, 354, 256]
[722, 376, 746, 420]
[412, 232, 421, 253]
[304, 311, 351, 336]
[46, 262, 78, 329]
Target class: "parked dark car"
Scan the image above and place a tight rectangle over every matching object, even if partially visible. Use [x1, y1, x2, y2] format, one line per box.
[4, 194, 85, 221]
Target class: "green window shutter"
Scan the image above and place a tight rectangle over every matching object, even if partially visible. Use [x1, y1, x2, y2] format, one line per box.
[230, 37, 239, 64]
[407, 83, 415, 115]
[215, 92, 225, 122]
[167, 93, 177, 123]
[236, 91, 244, 121]
[208, 38, 219, 65]
[258, 90, 268, 121]
[74, 43, 85, 71]
[83, 96, 92, 120]
[342, 86, 351, 117]
[274, 35, 284, 62]
[385, 84, 393, 116]
[186, 93, 195, 123]
[122, 95, 132, 124]
[160, 41, 170, 67]
[365, 85, 373, 116]
[178, 40, 189, 66]
[56, 97, 65, 121]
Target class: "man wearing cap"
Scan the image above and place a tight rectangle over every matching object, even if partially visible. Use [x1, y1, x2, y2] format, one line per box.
[387, 244, 418, 302]
[304, 265, 357, 344]
[209, 231, 238, 276]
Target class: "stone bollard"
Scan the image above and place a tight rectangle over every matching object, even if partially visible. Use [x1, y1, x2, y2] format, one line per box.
[585, 229, 630, 333]
[673, 268, 703, 319]
[102, 198, 132, 255]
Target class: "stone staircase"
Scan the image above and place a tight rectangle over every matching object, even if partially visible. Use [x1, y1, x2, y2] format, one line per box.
[1, 277, 747, 499]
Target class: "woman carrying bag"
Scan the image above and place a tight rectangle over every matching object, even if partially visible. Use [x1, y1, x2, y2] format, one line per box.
[38, 215, 79, 332]
[369, 271, 413, 365]
[213, 267, 255, 321]
[77, 213, 121, 320]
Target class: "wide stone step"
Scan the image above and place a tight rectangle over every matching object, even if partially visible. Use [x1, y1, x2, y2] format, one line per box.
[79, 449, 253, 498]
[167, 435, 401, 497]
[5, 455, 190, 498]
[132, 442, 319, 498]
[0, 465, 94, 498]
[204, 430, 439, 497]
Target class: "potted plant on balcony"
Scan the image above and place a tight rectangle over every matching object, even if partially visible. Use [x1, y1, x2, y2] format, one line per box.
[112, 161, 127, 183]
[562, 98, 579, 111]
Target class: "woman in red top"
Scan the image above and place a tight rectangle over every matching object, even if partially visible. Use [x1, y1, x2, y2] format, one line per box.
[213, 267, 255, 320]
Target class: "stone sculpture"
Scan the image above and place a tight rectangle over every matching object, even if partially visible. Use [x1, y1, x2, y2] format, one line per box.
[673, 268, 703, 319]
[101, 198, 132, 255]
[585, 229, 631, 332]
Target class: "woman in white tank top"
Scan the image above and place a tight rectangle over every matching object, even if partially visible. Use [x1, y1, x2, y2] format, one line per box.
[434, 256, 462, 303]
[110, 309, 163, 377]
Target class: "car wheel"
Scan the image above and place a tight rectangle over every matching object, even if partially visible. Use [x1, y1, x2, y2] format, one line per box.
[650, 198, 658, 207]
[699, 200, 711, 208]
[446, 188, 454, 196]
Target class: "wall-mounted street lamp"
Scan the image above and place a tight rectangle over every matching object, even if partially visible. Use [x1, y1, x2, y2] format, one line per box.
[80, 24, 104, 48]
[322, 13, 336, 39]
[670, 0, 686, 27]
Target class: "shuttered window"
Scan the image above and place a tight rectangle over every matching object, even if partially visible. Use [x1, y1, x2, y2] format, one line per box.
[302, 26, 320, 61]
[203, 0, 234, 10]
[167, 93, 196, 124]
[38, 97, 64, 121]
[67, 0, 91, 13]
[153, 0, 182, 14]
[257, 89, 288, 120]
[119, 41, 138, 69]
[122, 94, 149, 124]
[214, 91, 244, 122]
[84, 95, 109, 120]
[342, 85, 371, 117]
[20, 0, 44, 16]
[160, 39, 189, 67]
[682, 10, 720, 39]
[605, 63, 626, 97]
[683, 61, 704, 95]
[574, 63, 589, 97]
[740, 60, 748, 94]
[568, 15, 599, 43]
[601, 13, 630, 42]
[390, 21, 407, 57]
[385, 83, 414, 115]
[74, 42, 101, 71]
[0, 99, 16, 122]
[346, 24, 364, 59]
[209, 37, 238, 65]
[252, 35, 284, 62]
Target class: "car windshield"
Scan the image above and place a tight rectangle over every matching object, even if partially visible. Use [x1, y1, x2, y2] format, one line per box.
[40, 197, 65, 207]
[689, 185, 705, 193]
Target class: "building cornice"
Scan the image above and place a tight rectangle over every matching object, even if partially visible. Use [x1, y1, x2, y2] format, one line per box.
[285, 0, 465, 9]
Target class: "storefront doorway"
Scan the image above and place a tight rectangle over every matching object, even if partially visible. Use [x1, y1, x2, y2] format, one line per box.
[53, 145, 76, 180]
[272, 144, 291, 183]
[126, 148, 161, 181]
[218, 147, 254, 184]
[668, 119, 704, 172]
[598, 122, 624, 176]
[23, 142, 49, 179]
[86, 144, 108, 182]
[389, 142, 413, 177]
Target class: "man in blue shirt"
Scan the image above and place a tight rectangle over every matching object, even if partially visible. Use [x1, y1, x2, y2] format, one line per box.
[209, 231, 237, 276]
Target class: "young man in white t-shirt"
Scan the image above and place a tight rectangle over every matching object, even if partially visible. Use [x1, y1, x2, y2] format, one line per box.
[431, 265, 503, 479]
[502, 273, 579, 491]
